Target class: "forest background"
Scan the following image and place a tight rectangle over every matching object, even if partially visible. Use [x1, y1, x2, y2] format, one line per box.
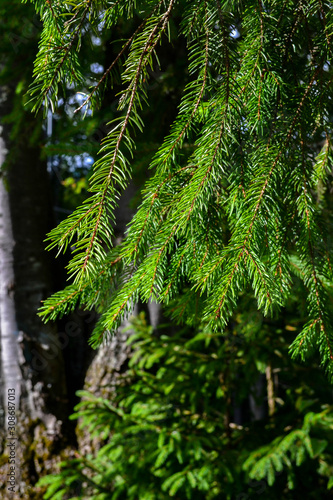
[1, 1, 333, 499]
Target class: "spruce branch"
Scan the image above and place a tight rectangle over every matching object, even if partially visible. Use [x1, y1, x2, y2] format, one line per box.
[31, 1, 333, 368]
[81, 0, 176, 276]
[74, 0, 165, 114]
[45, 0, 61, 35]
[122, 4, 210, 261]
[43, 1, 92, 97]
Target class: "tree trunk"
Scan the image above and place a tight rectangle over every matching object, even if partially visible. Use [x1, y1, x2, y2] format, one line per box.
[0, 83, 70, 498]
[0, 119, 22, 418]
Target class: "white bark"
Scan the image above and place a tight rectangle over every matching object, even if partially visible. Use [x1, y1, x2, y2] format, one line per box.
[0, 125, 22, 424]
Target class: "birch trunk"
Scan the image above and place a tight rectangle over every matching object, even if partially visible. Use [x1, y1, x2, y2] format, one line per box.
[0, 122, 22, 421]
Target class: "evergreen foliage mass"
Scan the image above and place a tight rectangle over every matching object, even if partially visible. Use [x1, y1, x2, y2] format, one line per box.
[0, 0, 44, 161]
[37, 311, 333, 499]
[24, 0, 333, 498]
[28, 0, 333, 377]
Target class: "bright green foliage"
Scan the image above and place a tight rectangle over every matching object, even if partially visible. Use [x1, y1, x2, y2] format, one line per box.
[37, 312, 333, 499]
[29, 0, 333, 376]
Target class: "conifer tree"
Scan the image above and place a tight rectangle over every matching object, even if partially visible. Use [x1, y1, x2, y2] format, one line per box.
[24, 1, 333, 498]
[37, 307, 333, 499]
[29, 1, 333, 374]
